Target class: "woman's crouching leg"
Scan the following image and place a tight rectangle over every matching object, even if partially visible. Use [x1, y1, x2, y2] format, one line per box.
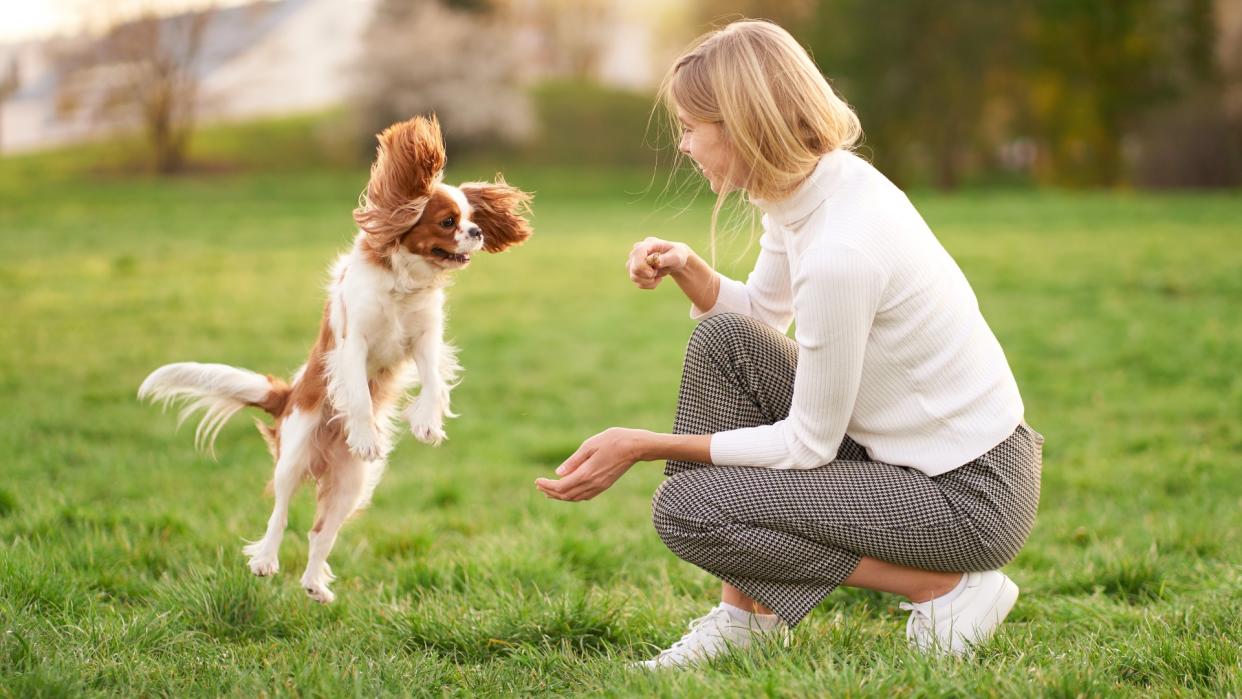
[651, 469, 861, 626]
[665, 313, 798, 477]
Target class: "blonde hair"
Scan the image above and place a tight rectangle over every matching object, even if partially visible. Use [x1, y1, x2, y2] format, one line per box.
[658, 19, 861, 261]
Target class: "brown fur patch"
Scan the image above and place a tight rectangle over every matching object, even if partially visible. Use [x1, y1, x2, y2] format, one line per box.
[291, 301, 335, 412]
[460, 177, 534, 253]
[307, 419, 346, 481]
[398, 189, 464, 258]
[251, 375, 291, 416]
[256, 418, 281, 461]
[354, 116, 447, 265]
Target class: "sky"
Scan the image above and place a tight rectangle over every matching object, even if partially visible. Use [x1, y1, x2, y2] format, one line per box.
[0, 0, 263, 42]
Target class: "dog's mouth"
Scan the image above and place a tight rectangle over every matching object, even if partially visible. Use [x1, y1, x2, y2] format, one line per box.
[430, 247, 471, 266]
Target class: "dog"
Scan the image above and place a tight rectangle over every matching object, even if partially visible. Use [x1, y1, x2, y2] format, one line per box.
[138, 115, 532, 603]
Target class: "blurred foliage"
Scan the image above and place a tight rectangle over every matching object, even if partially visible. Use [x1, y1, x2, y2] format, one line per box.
[7, 84, 666, 183]
[0, 110, 362, 183]
[695, 0, 1242, 188]
[515, 80, 662, 168]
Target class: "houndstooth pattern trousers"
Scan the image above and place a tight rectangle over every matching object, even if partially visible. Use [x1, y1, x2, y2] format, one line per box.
[653, 313, 1043, 626]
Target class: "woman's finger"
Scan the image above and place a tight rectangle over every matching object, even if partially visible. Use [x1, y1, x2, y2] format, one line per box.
[628, 265, 653, 283]
[536, 470, 589, 501]
[556, 443, 595, 476]
[535, 476, 573, 498]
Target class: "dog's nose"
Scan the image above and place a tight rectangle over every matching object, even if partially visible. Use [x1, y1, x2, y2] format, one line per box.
[467, 226, 483, 239]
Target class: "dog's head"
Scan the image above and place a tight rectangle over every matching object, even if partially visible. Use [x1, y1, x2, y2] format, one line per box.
[353, 115, 533, 271]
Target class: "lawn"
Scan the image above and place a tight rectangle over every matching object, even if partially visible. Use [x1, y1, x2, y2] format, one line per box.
[1, 147, 1240, 696]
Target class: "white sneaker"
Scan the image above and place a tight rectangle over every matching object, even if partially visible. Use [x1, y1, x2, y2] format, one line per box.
[900, 570, 1019, 657]
[632, 604, 786, 670]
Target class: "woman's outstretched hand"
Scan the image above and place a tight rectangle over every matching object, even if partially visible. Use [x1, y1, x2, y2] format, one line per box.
[628, 237, 691, 290]
[535, 427, 652, 501]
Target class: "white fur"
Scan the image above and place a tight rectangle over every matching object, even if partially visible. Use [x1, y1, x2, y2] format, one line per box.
[242, 408, 318, 577]
[325, 233, 463, 457]
[137, 362, 272, 455]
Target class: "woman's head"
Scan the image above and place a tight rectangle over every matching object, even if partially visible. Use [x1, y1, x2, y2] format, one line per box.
[661, 20, 861, 201]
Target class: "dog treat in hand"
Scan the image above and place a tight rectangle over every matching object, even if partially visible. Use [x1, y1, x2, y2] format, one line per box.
[646, 252, 662, 270]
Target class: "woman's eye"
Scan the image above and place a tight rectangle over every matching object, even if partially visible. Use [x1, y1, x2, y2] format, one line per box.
[440, 217, 455, 228]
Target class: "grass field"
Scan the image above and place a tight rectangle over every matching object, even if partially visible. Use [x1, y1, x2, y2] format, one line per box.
[1, 144, 1240, 696]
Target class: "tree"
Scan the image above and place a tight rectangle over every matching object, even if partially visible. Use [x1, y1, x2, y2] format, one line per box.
[53, 6, 215, 174]
[352, 0, 533, 154]
[0, 58, 19, 156]
[691, 0, 1021, 189]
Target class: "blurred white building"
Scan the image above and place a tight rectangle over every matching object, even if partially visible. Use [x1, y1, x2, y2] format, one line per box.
[0, 0, 381, 153]
[0, 0, 675, 154]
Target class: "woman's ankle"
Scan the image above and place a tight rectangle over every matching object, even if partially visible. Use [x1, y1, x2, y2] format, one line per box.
[720, 583, 775, 615]
[906, 572, 965, 604]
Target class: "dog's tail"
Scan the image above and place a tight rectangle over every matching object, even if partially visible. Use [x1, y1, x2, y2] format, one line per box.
[138, 362, 291, 455]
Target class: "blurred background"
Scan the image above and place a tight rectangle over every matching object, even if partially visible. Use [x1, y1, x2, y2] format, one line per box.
[2, 0, 1240, 188]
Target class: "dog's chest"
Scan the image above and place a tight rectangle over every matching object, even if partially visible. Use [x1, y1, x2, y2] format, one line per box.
[365, 292, 440, 366]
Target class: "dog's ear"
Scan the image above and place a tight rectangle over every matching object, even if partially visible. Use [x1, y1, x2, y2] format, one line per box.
[352, 115, 447, 250]
[460, 177, 534, 253]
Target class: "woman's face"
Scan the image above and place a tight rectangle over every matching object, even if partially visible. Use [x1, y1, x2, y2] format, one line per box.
[677, 108, 744, 194]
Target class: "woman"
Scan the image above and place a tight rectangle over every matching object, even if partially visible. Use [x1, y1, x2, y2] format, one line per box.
[535, 19, 1042, 668]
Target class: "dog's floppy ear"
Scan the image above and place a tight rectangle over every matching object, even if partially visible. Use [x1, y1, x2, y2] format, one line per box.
[460, 177, 534, 253]
[352, 115, 447, 250]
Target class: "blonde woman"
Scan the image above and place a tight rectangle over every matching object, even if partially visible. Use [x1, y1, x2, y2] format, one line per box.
[535, 20, 1042, 667]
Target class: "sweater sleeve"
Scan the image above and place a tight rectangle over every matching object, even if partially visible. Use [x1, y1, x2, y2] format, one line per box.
[690, 216, 794, 333]
[709, 245, 886, 469]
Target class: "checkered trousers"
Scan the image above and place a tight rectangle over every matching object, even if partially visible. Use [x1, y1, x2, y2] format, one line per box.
[653, 313, 1043, 626]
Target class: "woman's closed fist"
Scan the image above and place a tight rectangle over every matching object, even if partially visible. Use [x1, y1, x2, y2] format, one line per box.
[628, 237, 690, 289]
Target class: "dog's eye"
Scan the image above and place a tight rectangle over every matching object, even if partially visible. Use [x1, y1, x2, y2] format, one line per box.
[440, 217, 455, 229]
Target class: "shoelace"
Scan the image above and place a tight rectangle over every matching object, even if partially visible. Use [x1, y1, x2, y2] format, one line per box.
[899, 602, 933, 641]
[656, 609, 728, 660]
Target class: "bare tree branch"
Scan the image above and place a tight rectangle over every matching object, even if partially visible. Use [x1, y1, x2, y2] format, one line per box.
[52, 4, 217, 173]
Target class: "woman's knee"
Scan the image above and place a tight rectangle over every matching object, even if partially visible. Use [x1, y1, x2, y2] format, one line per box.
[651, 471, 725, 550]
[685, 313, 754, 362]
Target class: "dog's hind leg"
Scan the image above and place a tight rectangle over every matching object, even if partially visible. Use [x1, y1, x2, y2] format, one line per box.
[243, 409, 316, 576]
[300, 444, 369, 604]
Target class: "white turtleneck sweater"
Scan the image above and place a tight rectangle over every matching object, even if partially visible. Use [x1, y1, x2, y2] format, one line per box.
[697, 149, 1024, 477]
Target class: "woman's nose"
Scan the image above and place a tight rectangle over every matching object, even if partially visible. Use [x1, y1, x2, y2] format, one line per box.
[678, 134, 690, 154]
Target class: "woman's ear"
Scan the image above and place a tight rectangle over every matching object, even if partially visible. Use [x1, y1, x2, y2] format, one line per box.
[353, 115, 447, 251]
[460, 177, 534, 253]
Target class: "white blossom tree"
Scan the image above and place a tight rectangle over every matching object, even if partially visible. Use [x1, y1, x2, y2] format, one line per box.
[351, 0, 533, 153]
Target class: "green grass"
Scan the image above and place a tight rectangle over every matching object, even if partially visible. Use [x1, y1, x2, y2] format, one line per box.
[1, 141, 1240, 696]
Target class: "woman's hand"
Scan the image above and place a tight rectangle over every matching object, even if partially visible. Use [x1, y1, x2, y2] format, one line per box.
[628, 237, 692, 290]
[535, 427, 653, 501]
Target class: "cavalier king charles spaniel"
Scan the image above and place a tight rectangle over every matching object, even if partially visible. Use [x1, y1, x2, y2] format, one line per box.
[139, 115, 532, 603]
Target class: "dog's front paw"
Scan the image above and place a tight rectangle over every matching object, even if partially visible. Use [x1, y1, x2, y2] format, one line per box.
[346, 423, 383, 461]
[248, 554, 279, 577]
[409, 420, 447, 446]
[405, 400, 447, 445]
